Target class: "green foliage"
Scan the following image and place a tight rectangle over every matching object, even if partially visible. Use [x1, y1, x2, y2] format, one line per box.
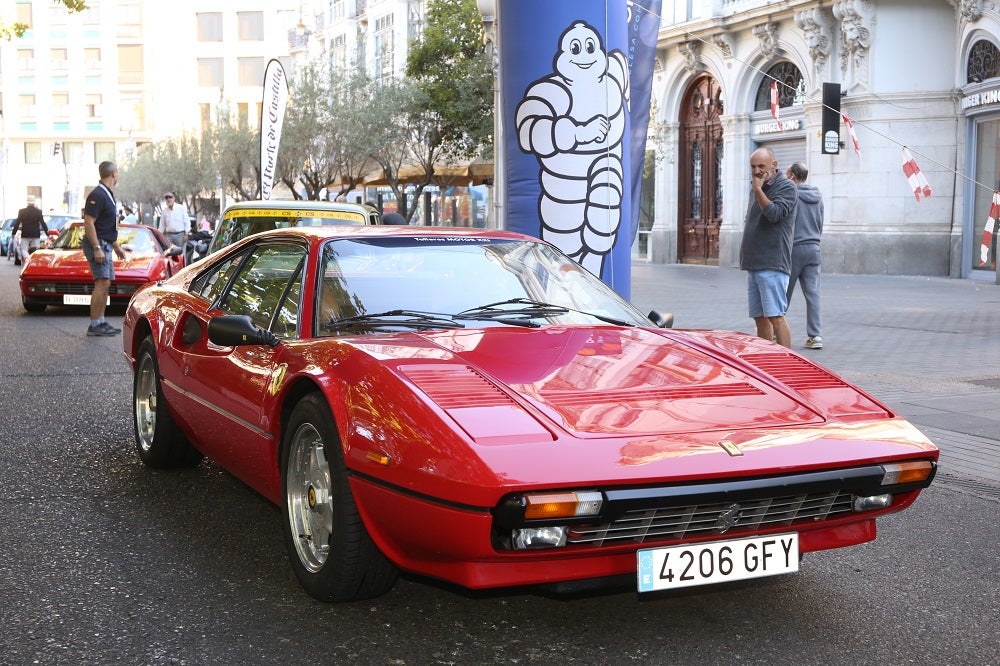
[405, 0, 493, 159]
[2, 0, 86, 40]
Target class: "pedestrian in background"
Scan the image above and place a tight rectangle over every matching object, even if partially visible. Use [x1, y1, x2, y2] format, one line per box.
[12, 196, 47, 265]
[82, 161, 127, 337]
[122, 206, 138, 224]
[739, 147, 797, 348]
[785, 161, 825, 350]
[158, 192, 188, 248]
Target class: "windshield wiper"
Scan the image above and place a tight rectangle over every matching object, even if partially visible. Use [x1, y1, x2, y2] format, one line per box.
[327, 309, 465, 332]
[456, 297, 634, 327]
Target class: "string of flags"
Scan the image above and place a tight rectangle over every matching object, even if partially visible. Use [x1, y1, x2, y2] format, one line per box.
[769, 81, 783, 131]
[842, 114, 861, 158]
[901, 147, 932, 201]
[980, 190, 1000, 266]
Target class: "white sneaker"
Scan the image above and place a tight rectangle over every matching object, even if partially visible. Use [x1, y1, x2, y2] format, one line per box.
[805, 336, 823, 349]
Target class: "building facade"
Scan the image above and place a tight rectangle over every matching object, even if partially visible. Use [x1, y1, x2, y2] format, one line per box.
[0, 0, 300, 219]
[652, 0, 1000, 279]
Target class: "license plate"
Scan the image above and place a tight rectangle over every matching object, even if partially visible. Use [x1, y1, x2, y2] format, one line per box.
[63, 295, 109, 305]
[637, 533, 799, 592]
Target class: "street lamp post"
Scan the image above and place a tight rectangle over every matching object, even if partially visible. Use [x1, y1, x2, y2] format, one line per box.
[477, 0, 503, 230]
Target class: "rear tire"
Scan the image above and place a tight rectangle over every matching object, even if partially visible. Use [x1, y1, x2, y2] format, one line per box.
[281, 393, 397, 602]
[132, 336, 202, 468]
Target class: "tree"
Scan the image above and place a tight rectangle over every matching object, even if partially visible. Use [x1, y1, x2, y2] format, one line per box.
[405, 0, 493, 159]
[1, 0, 86, 40]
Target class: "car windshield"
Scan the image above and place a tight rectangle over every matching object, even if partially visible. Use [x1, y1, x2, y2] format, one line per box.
[315, 237, 651, 336]
[53, 225, 157, 253]
[209, 209, 369, 255]
[44, 215, 77, 231]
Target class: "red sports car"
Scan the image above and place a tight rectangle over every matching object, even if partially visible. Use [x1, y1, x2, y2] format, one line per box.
[122, 226, 938, 602]
[20, 222, 183, 312]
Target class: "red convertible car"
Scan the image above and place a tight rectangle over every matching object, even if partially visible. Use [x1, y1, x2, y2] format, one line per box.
[20, 222, 183, 312]
[122, 226, 938, 602]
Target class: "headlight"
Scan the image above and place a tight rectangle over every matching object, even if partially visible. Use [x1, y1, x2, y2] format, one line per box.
[496, 490, 603, 551]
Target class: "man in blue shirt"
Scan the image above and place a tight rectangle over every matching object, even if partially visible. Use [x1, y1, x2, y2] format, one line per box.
[82, 161, 127, 337]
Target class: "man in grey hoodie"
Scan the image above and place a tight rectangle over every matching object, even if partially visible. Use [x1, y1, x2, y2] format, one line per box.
[785, 162, 824, 350]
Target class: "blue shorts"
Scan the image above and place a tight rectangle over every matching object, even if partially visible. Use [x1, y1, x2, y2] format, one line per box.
[747, 270, 789, 318]
[81, 238, 115, 281]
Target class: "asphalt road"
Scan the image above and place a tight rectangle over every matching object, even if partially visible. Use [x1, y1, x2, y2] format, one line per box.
[0, 263, 997, 666]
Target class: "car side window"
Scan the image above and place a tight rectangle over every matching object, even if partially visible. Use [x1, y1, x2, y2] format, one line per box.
[218, 243, 306, 335]
[191, 251, 247, 304]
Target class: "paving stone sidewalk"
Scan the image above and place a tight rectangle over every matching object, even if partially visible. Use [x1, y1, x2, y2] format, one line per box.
[630, 263, 1000, 492]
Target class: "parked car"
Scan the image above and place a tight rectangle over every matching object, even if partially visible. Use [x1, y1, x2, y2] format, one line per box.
[122, 226, 938, 602]
[19, 222, 183, 312]
[44, 214, 78, 234]
[1, 218, 13, 256]
[206, 199, 380, 256]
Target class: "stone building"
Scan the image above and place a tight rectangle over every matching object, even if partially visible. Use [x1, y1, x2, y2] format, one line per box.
[651, 0, 1000, 279]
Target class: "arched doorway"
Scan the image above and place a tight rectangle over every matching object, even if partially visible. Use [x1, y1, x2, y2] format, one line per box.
[678, 74, 724, 264]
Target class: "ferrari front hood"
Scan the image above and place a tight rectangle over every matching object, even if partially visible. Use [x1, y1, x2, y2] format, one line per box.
[415, 326, 861, 438]
[22, 250, 157, 276]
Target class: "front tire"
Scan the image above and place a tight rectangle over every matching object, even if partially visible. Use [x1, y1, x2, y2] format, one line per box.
[281, 393, 397, 602]
[22, 298, 46, 313]
[133, 336, 202, 468]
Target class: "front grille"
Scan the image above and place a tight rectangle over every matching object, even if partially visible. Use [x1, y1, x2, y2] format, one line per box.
[46, 282, 131, 295]
[567, 491, 854, 546]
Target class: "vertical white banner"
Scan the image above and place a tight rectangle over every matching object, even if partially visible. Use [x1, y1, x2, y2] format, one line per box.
[260, 59, 289, 201]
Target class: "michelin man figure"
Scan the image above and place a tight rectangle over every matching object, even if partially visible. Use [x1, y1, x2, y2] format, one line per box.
[515, 21, 630, 277]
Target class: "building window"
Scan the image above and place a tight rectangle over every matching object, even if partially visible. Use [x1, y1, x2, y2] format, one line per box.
[332, 33, 347, 68]
[237, 102, 249, 127]
[754, 61, 803, 112]
[63, 141, 84, 165]
[94, 141, 116, 163]
[198, 58, 224, 88]
[16, 1, 32, 29]
[237, 12, 264, 41]
[200, 103, 212, 134]
[17, 48, 34, 70]
[967, 40, 1000, 83]
[86, 94, 103, 118]
[25, 142, 42, 164]
[332, 0, 345, 21]
[197, 12, 223, 41]
[374, 14, 394, 82]
[52, 92, 70, 118]
[120, 94, 144, 132]
[118, 2, 141, 25]
[84, 48, 101, 70]
[238, 57, 266, 86]
[118, 45, 144, 85]
[51, 48, 68, 70]
[19, 94, 36, 119]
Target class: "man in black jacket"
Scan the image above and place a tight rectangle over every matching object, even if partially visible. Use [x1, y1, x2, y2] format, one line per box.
[12, 197, 48, 265]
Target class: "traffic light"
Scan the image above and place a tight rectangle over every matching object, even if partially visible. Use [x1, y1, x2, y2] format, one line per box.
[821, 83, 841, 155]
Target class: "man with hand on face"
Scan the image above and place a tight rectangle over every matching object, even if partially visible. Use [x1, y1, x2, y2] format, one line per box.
[739, 147, 797, 348]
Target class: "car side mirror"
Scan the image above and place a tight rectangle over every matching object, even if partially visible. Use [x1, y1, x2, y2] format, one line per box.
[648, 310, 674, 329]
[208, 315, 280, 347]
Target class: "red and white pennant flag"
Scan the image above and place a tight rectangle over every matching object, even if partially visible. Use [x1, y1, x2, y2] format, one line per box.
[842, 114, 861, 157]
[980, 190, 1000, 266]
[901, 147, 931, 201]
[769, 81, 783, 131]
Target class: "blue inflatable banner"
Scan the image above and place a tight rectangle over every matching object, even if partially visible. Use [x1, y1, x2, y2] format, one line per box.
[502, 0, 660, 298]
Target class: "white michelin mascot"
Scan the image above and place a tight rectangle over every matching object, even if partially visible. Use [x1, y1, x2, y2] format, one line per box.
[515, 21, 630, 277]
